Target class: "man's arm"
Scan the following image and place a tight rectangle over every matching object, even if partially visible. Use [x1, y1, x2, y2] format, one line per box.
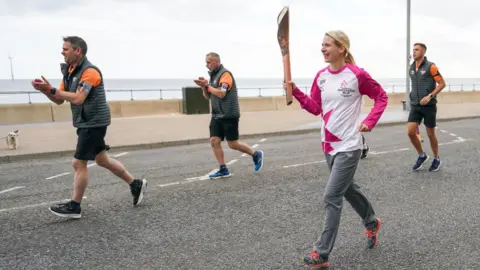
[44, 80, 65, 105]
[206, 72, 233, 99]
[53, 68, 101, 104]
[430, 64, 446, 97]
[202, 86, 211, 100]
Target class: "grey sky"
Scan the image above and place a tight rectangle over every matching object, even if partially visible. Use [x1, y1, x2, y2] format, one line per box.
[0, 0, 478, 80]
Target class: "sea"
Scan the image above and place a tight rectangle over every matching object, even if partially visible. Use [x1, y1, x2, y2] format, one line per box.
[1, 78, 479, 105]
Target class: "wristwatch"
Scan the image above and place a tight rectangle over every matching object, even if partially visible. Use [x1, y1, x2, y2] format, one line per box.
[50, 87, 57, 95]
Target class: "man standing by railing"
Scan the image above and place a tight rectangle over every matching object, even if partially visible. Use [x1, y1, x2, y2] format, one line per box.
[31, 36, 147, 218]
[194, 52, 263, 178]
[407, 43, 446, 171]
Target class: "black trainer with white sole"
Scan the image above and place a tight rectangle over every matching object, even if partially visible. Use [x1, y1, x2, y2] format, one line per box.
[130, 178, 147, 206]
[49, 201, 82, 219]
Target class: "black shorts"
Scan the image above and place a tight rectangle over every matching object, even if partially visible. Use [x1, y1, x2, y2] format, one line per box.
[408, 104, 437, 128]
[74, 127, 109, 161]
[209, 118, 239, 141]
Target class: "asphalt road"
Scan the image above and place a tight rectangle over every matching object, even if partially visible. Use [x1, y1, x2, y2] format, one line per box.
[1, 119, 480, 270]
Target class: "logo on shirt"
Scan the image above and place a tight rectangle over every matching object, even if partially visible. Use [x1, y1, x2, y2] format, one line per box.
[220, 83, 228, 91]
[317, 78, 326, 92]
[338, 80, 355, 97]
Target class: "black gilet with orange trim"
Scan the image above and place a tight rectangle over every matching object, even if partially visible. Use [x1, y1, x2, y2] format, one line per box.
[61, 57, 111, 128]
[208, 64, 240, 119]
[409, 57, 437, 106]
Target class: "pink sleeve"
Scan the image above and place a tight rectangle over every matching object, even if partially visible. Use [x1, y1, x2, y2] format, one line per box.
[357, 69, 388, 130]
[292, 71, 323, 116]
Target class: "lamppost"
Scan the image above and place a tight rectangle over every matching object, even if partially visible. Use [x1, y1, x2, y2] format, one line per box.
[405, 0, 411, 111]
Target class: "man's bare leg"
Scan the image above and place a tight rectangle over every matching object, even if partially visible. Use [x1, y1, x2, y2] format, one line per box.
[228, 140, 264, 172]
[407, 122, 424, 155]
[408, 122, 430, 171]
[227, 140, 255, 156]
[210, 137, 225, 166]
[71, 158, 89, 203]
[426, 127, 439, 158]
[208, 136, 231, 179]
[95, 150, 147, 206]
[95, 150, 134, 184]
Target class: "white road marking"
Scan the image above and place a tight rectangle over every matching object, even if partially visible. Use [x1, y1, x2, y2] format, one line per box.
[185, 169, 217, 181]
[45, 152, 129, 179]
[242, 144, 259, 157]
[449, 133, 457, 137]
[370, 148, 409, 155]
[113, 152, 129, 158]
[260, 138, 267, 142]
[283, 160, 326, 168]
[226, 159, 238, 165]
[440, 130, 448, 133]
[158, 181, 181, 187]
[45, 172, 71, 180]
[160, 172, 235, 188]
[0, 186, 25, 194]
[439, 138, 472, 145]
[283, 139, 471, 168]
[0, 196, 87, 213]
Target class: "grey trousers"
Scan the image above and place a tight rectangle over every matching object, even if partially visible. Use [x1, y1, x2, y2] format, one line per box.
[314, 149, 377, 256]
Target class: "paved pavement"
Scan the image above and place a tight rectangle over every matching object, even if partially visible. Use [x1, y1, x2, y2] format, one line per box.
[2, 102, 480, 163]
[1, 118, 479, 269]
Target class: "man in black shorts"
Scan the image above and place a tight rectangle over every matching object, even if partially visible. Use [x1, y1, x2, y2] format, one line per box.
[407, 43, 446, 171]
[31, 36, 147, 219]
[194, 52, 264, 179]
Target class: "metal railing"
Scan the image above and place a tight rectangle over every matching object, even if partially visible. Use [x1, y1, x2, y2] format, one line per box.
[0, 84, 477, 104]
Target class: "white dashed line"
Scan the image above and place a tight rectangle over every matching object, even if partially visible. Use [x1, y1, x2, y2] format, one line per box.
[163, 169, 228, 188]
[226, 159, 238, 165]
[252, 144, 259, 148]
[370, 148, 409, 155]
[113, 152, 129, 158]
[185, 169, 217, 181]
[45, 172, 71, 180]
[158, 181, 181, 188]
[0, 186, 25, 194]
[44, 152, 130, 179]
[0, 196, 87, 213]
[284, 139, 471, 168]
[260, 138, 267, 142]
[439, 138, 472, 145]
[283, 160, 326, 168]
[449, 133, 457, 137]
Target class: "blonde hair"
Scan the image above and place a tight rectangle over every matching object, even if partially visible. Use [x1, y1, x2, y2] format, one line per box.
[325, 30, 355, 64]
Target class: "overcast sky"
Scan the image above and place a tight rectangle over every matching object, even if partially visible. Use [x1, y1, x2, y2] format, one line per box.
[0, 0, 478, 80]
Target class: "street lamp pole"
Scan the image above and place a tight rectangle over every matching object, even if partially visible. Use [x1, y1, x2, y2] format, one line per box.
[405, 0, 411, 111]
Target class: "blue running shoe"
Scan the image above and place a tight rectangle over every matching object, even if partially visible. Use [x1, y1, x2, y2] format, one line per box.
[253, 150, 264, 172]
[429, 157, 442, 171]
[209, 167, 231, 179]
[413, 153, 429, 171]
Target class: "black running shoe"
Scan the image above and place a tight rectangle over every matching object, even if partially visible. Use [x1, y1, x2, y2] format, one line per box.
[49, 201, 81, 219]
[361, 146, 369, 159]
[130, 179, 147, 206]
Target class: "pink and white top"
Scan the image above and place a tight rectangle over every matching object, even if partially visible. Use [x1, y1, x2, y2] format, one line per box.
[293, 63, 388, 155]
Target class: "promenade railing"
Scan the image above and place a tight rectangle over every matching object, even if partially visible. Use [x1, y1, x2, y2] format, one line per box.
[0, 84, 477, 104]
